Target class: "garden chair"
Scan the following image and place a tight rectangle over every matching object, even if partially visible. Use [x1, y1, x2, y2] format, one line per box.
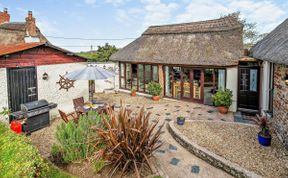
[58, 110, 79, 124]
[73, 97, 85, 116]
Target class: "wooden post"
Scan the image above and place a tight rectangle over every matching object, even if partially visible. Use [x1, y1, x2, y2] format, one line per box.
[89, 80, 95, 103]
[158, 64, 164, 96]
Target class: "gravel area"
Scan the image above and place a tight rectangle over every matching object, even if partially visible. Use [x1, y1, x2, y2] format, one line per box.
[175, 121, 288, 178]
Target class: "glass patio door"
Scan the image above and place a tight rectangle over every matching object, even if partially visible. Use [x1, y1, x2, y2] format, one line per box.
[181, 68, 203, 102]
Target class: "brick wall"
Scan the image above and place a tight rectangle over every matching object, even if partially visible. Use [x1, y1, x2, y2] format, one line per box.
[273, 64, 288, 149]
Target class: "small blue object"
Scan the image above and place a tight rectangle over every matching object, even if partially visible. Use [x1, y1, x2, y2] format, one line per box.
[258, 133, 272, 146]
[169, 144, 177, 151]
[177, 117, 185, 125]
[170, 158, 180, 166]
[191, 165, 200, 174]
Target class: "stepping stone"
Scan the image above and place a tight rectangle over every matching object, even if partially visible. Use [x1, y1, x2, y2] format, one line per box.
[191, 165, 200, 174]
[165, 118, 172, 122]
[170, 158, 180, 166]
[194, 107, 201, 109]
[146, 107, 154, 110]
[169, 144, 177, 151]
[156, 114, 161, 116]
[165, 104, 169, 107]
[221, 118, 226, 121]
[207, 110, 214, 113]
[175, 105, 180, 108]
[186, 105, 189, 107]
[132, 113, 137, 116]
[136, 106, 140, 108]
[164, 109, 167, 111]
[175, 110, 180, 112]
[152, 120, 157, 123]
[186, 110, 190, 113]
[208, 118, 213, 120]
[114, 105, 121, 108]
[165, 113, 171, 116]
[156, 149, 166, 155]
[157, 140, 162, 144]
[126, 104, 131, 107]
[198, 114, 202, 116]
[160, 131, 165, 134]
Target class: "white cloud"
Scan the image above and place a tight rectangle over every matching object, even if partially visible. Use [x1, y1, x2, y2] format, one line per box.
[37, 20, 60, 35]
[141, 0, 179, 26]
[84, 0, 96, 5]
[175, 0, 286, 33]
[83, 0, 129, 6]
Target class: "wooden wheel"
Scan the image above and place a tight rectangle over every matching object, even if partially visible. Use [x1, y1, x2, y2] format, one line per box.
[56, 74, 75, 91]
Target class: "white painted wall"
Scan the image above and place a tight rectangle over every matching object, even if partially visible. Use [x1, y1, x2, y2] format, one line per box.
[0, 68, 9, 122]
[37, 63, 89, 118]
[226, 67, 238, 112]
[260, 61, 271, 112]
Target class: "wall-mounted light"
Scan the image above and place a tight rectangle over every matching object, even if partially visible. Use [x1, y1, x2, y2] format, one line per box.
[284, 74, 288, 86]
[42, 72, 48, 80]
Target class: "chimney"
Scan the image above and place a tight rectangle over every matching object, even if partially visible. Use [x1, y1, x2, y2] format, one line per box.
[25, 11, 37, 36]
[0, 8, 10, 24]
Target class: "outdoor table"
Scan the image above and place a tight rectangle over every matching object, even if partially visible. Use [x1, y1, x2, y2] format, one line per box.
[75, 103, 106, 115]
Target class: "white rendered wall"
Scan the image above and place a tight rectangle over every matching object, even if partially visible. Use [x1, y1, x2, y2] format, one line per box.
[0, 68, 9, 122]
[37, 63, 89, 118]
[260, 61, 271, 112]
[226, 67, 238, 112]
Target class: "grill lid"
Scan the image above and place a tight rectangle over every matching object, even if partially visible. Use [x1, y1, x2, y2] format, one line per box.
[21, 99, 49, 112]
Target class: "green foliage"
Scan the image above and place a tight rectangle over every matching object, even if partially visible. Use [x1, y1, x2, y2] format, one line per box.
[147, 81, 162, 96]
[52, 111, 102, 164]
[222, 12, 267, 48]
[0, 107, 11, 120]
[0, 123, 49, 177]
[78, 43, 118, 62]
[177, 116, 185, 120]
[93, 159, 106, 173]
[131, 86, 137, 92]
[212, 89, 233, 107]
[152, 176, 163, 178]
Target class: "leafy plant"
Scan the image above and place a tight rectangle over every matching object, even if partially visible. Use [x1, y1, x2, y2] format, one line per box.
[212, 89, 233, 107]
[92, 104, 163, 178]
[131, 86, 137, 92]
[0, 107, 11, 120]
[177, 116, 185, 120]
[147, 81, 162, 96]
[93, 159, 106, 173]
[255, 115, 271, 137]
[51, 111, 102, 164]
[0, 123, 49, 177]
[78, 43, 118, 62]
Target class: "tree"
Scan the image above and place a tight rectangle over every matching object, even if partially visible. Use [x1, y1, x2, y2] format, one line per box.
[223, 12, 267, 48]
[78, 43, 118, 62]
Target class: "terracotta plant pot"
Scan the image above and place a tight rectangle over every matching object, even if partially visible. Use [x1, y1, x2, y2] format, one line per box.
[131, 91, 136, 96]
[152, 95, 160, 101]
[218, 106, 229, 114]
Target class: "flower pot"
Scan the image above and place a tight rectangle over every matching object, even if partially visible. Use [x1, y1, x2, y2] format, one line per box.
[10, 121, 22, 134]
[131, 91, 136, 96]
[218, 106, 229, 114]
[152, 95, 160, 101]
[177, 117, 185, 125]
[258, 132, 272, 146]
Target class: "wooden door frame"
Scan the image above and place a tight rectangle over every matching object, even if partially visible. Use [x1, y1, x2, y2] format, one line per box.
[237, 65, 260, 112]
[7, 66, 38, 115]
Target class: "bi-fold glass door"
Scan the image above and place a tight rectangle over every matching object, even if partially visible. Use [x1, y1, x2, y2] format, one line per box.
[181, 68, 203, 102]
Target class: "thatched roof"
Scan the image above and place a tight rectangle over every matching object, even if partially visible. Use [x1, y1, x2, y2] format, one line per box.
[110, 16, 243, 66]
[0, 22, 47, 45]
[251, 19, 288, 65]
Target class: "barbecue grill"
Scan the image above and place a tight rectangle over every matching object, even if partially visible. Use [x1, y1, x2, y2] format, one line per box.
[11, 99, 57, 134]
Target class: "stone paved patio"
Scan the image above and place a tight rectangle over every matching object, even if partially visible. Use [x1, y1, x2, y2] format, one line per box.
[30, 92, 235, 178]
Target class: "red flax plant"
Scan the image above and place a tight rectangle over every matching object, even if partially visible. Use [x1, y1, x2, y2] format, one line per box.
[92, 104, 163, 178]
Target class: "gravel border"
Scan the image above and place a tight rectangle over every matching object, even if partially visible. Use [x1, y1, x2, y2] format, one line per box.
[167, 120, 262, 178]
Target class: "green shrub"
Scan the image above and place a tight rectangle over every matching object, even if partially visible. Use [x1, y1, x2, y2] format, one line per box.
[93, 159, 106, 173]
[147, 81, 162, 96]
[0, 123, 49, 177]
[212, 89, 233, 107]
[52, 111, 102, 164]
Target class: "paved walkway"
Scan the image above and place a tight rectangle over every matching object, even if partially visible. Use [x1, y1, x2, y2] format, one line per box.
[116, 98, 235, 178]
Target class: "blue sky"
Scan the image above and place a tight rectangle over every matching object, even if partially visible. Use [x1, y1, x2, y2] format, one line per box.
[0, 0, 287, 52]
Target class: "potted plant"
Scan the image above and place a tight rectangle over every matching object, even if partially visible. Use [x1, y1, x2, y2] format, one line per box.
[176, 116, 185, 125]
[212, 89, 233, 114]
[255, 115, 272, 146]
[147, 81, 162, 101]
[131, 87, 137, 96]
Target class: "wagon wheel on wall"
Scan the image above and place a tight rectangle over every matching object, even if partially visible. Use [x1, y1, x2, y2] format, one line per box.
[56, 73, 75, 91]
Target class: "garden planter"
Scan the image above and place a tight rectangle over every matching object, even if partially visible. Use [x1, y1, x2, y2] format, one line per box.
[152, 96, 160, 101]
[258, 133, 272, 146]
[177, 117, 185, 125]
[131, 92, 136, 96]
[218, 106, 229, 114]
[10, 121, 22, 134]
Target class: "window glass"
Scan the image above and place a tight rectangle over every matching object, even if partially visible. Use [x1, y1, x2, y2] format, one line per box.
[145, 65, 151, 91]
[138, 64, 144, 92]
[172, 67, 181, 99]
[218, 69, 225, 90]
[126, 63, 131, 89]
[164, 66, 172, 97]
[152, 65, 158, 82]
[250, 69, 257, 92]
[120, 63, 125, 88]
[131, 64, 138, 89]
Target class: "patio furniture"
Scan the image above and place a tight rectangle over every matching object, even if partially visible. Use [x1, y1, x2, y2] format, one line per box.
[73, 97, 85, 116]
[58, 109, 79, 124]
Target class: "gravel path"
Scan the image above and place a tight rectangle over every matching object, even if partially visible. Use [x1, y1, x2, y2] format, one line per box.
[175, 121, 288, 178]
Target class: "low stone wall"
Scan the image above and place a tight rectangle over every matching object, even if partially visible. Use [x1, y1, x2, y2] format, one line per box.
[167, 121, 262, 178]
[273, 64, 288, 150]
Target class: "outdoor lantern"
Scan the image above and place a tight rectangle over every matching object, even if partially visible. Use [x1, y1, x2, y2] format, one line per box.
[284, 74, 288, 86]
[42, 72, 48, 80]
